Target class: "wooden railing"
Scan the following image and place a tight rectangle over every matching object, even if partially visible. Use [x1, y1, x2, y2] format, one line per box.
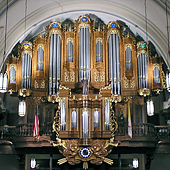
[132, 123, 155, 137]
[0, 123, 169, 141]
[0, 126, 16, 139]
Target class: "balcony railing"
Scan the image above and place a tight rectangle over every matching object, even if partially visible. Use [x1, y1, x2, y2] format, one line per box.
[0, 123, 169, 142]
[155, 126, 170, 140]
[132, 123, 155, 137]
[0, 126, 16, 139]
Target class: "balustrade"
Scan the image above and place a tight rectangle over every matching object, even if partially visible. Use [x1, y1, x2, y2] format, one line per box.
[0, 123, 168, 142]
[155, 126, 170, 139]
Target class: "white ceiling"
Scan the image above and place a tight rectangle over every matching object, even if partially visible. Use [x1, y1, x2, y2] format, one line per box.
[0, 0, 169, 69]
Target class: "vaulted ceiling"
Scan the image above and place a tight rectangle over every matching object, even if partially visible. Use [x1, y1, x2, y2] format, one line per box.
[0, 0, 169, 69]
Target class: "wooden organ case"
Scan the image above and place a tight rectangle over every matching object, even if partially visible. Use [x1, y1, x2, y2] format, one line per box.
[6, 15, 166, 167]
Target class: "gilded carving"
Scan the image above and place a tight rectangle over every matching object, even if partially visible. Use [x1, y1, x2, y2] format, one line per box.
[124, 73, 135, 89]
[94, 72, 99, 82]
[64, 72, 69, 82]
[125, 44, 132, 50]
[34, 80, 39, 89]
[138, 88, 150, 97]
[161, 70, 166, 89]
[70, 72, 75, 82]
[49, 30, 62, 37]
[9, 64, 16, 70]
[100, 72, 105, 82]
[37, 44, 44, 50]
[107, 30, 120, 39]
[124, 76, 129, 88]
[96, 38, 103, 44]
[40, 80, 45, 89]
[78, 24, 91, 33]
[67, 38, 74, 44]
[21, 51, 32, 58]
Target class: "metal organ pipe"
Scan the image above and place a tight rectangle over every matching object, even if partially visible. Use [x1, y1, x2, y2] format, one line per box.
[49, 35, 53, 95]
[144, 54, 148, 88]
[108, 35, 113, 90]
[137, 55, 141, 89]
[57, 34, 61, 81]
[138, 53, 148, 89]
[126, 47, 132, 70]
[113, 34, 116, 94]
[105, 101, 110, 130]
[10, 67, 16, 84]
[21, 55, 24, 89]
[37, 47, 44, 70]
[108, 33, 120, 94]
[79, 27, 90, 81]
[49, 33, 61, 95]
[53, 34, 57, 94]
[82, 110, 88, 138]
[27, 54, 30, 89]
[116, 35, 120, 95]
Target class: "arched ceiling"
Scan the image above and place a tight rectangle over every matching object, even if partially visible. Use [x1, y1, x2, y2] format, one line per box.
[0, 0, 169, 69]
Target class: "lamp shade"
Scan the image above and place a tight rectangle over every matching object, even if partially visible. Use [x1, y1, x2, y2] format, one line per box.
[133, 157, 138, 168]
[166, 72, 170, 92]
[30, 158, 36, 169]
[0, 72, 7, 93]
[147, 100, 154, 116]
[18, 101, 26, 117]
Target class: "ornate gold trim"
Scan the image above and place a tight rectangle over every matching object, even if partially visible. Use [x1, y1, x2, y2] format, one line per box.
[19, 89, 32, 97]
[138, 88, 150, 97]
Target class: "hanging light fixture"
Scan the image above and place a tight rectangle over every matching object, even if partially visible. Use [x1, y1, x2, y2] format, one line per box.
[18, 100, 26, 117]
[0, 0, 8, 93]
[147, 99, 154, 116]
[133, 157, 139, 169]
[30, 158, 36, 169]
[166, 69, 170, 92]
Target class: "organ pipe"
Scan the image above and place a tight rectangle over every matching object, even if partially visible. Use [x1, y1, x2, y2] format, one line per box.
[108, 33, 120, 94]
[79, 27, 90, 81]
[49, 33, 61, 95]
[82, 110, 88, 138]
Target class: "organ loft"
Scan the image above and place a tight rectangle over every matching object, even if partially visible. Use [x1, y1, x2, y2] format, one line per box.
[6, 15, 166, 168]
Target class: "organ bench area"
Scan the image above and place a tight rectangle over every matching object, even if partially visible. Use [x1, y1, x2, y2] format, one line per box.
[6, 15, 166, 167]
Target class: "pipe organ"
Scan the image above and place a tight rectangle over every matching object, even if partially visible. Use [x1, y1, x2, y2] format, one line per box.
[6, 15, 166, 166]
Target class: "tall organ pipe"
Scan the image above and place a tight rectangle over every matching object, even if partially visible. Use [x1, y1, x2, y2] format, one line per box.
[57, 34, 61, 81]
[49, 35, 53, 95]
[116, 35, 120, 94]
[108, 33, 120, 94]
[79, 27, 90, 81]
[49, 33, 61, 95]
[53, 34, 57, 94]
